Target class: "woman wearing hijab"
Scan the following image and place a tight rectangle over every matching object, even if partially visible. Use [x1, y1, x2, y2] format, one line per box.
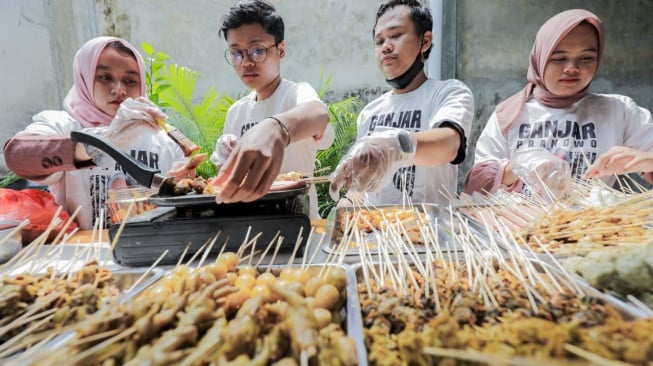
[464, 9, 653, 197]
[3, 36, 189, 229]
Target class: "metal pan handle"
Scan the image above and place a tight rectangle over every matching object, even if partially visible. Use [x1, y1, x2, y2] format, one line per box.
[71, 130, 160, 187]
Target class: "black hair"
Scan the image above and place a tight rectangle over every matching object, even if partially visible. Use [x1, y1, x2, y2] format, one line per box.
[105, 40, 136, 59]
[373, 0, 433, 59]
[219, 0, 284, 44]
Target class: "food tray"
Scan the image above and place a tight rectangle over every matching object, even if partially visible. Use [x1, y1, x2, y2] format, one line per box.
[262, 263, 367, 366]
[348, 258, 644, 365]
[21, 263, 366, 366]
[150, 184, 310, 207]
[1, 266, 165, 364]
[323, 204, 463, 257]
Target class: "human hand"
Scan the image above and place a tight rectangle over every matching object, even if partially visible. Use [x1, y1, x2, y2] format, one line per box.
[583, 146, 653, 179]
[512, 149, 571, 200]
[329, 128, 416, 201]
[106, 97, 166, 137]
[166, 152, 207, 180]
[212, 118, 286, 203]
[210, 134, 239, 168]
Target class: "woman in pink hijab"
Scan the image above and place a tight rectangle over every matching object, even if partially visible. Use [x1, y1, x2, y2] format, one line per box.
[3, 36, 187, 229]
[464, 9, 653, 197]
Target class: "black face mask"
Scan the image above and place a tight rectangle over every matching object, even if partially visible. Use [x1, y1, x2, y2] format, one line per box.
[385, 53, 424, 90]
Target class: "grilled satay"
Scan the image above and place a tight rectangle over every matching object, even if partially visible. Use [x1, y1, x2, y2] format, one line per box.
[215, 297, 263, 360]
[269, 282, 319, 360]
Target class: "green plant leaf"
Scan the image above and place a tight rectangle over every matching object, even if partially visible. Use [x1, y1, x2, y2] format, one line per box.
[141, 42, 153, 56]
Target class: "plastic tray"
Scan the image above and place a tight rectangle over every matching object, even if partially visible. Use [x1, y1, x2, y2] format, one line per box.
[323, 204, 462, 256]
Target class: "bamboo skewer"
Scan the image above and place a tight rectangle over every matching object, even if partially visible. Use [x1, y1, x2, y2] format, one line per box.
[110, 201, 135, 251]
[626, 294, 653, 317]
[199, 234, 219, 268]
[563, 343, 634, 366]
[255, 231, 281, 269]
[126, 249, 169, 294]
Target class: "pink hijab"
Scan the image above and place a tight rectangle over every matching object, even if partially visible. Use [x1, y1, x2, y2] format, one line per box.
[63, 36, 146, 128]
[496, 9, 604, 135]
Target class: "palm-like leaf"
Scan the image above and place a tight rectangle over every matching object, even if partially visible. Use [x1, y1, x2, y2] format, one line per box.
[313, 72, 363, 217]
[157, 64, 234, 177]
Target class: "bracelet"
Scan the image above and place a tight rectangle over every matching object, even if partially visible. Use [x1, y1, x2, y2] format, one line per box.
[268, 116, 291, 146]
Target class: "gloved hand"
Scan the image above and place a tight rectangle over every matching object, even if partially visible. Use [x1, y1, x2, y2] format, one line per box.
[329, 128, 416, 201]
[210, 133, 239, 168]
[512, 149, 572, 200]
[105, 97, 166, 138]
[80, 97, 167, 167]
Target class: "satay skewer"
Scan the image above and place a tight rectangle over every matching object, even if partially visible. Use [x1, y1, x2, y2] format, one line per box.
[305, 230, 325, 269]
[626, 294, 653, 317]
[185, 238, 210, 266]
[199, 234, 219, 268]
[267, 235, 285, 267]
[357, 237, 374, 302]
[110, 200, 135, 251]
[300, 227, 315, 270]
[176, 242, 192, 267]
[254, 230, 280, 269]
[236, 226, 253, 259]
[44, 204, 82, 248]
[66, 327, 136, 365]
[0, 313, 56, 359]
[563, 343, 633, 366]
[126, 249, 169, 294]
[1, 218, 57, 275]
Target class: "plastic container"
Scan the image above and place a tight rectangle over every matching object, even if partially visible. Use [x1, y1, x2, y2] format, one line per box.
[106, 186, 158, 224]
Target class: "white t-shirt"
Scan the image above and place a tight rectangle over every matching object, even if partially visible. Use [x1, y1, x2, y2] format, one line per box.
[357, 78, 474, 206]
[220, 79, 334, 218]
[474, 93, 653, 187]
[17, 110, 185, 229]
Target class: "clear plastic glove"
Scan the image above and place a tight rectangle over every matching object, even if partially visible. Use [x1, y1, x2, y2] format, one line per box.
[329, 128, 416, 201]
[105, 97, 166, 138]
[512, 149, 572, 200]
[81, 97, 166, 166]
[210, 133, 239, 168]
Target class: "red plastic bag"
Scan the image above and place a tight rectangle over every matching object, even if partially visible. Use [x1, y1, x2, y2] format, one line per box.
[0, 188, 77, 244]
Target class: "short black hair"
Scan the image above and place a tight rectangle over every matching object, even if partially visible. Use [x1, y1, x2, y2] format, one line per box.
[373, 0, 433, 59]
[219, 0, 284, 44]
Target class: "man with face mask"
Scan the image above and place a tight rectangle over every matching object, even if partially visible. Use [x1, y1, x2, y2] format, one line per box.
[330, 0, 474, 206]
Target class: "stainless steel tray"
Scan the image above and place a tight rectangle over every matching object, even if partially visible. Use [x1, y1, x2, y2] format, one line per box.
[323, 204, 462, 256]
[20, 263, 365, 366]
[258, 263, 367, 366]
[348, 258, 644, 365]
[2, 266, 165, 364]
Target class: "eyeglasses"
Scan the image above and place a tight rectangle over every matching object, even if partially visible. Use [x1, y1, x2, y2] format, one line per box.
[224, 44, 278, 66]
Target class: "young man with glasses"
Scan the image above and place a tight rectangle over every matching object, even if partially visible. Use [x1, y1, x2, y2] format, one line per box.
[210, 0, 334, 218]
[329, 0, 474, 207]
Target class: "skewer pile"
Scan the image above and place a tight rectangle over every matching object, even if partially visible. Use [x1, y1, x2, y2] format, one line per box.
[17, 232, 358, 366]
[350, 205, 653, 365]
[0, 261, 124, 359]
[454, 178, 653, 255]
